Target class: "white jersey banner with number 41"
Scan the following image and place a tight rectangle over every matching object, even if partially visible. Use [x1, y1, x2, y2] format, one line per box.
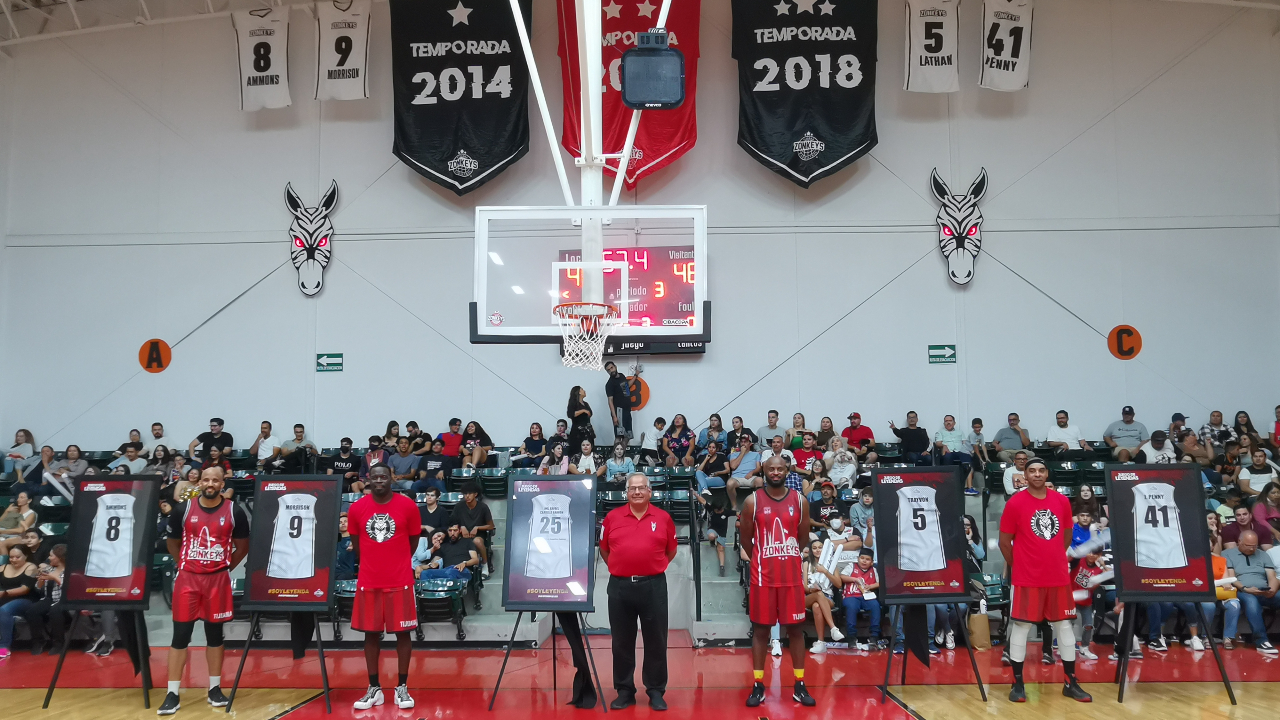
[233, 8, 292, 111]
[315, 0, 371, 100]
[979, 0, 1032, 91]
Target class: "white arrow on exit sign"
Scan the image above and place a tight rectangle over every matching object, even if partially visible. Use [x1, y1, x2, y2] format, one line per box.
[928, 345, 957, 364]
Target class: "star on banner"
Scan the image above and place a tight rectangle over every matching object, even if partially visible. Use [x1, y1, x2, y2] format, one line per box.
[794, 0, 817, 12]
[636, 0, 656, 17]
[773, 0, 790, 14]
[446, 1, 472, 25]
[818, 0, 835, 13]
[603, 1, 622, 18]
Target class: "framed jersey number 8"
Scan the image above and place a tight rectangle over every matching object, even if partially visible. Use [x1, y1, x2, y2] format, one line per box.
[253, 42, 272, 72]
[105, 515, 122, 542]
[985, 23, 1024, 58]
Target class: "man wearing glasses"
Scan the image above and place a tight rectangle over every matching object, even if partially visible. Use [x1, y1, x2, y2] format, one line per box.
[599, 472, 677, 711]
[188, 418, 234, 463]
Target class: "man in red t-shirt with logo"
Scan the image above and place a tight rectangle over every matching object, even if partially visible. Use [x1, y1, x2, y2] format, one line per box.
[792, 432, 823, 483]
[841, 413, 878, 465]
[347, 464, 421, 711]
[739, 457, 816, 708]
[998, 458, 1092, 703]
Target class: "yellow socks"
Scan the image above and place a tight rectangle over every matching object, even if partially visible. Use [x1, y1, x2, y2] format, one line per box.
[753, 670, 764, 682]
[793, 669, 804, 681]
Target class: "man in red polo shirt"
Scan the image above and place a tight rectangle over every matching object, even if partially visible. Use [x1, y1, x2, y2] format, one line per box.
[841, 413, 878, 466]
[347, 464, 421, 711]
[599, 472, 677, 711]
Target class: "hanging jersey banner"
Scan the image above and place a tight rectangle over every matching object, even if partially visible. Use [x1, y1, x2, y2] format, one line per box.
[242, 476, 342, 612]
[389, 0, 531, 195]
[872, 466, 969, 604]
[61, 477, 162, 610]
[1105, 465, 1213, 602]
[904, 0, 959, 93]
[503, 476, 598, 612]
[979, 0, 1032, 91]
[232, 8, 292, 111]
[315, 0, 372, 100]
[558, 0, 702, 189]
[731, 0, 877, 188]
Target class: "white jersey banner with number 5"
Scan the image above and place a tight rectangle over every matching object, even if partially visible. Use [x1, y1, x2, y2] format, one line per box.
[315, 0, 371, 100]
[268, 493, 318, 579]
[233, 8, 292, 110]
[904, 0, 960, 93]
[86, 494, 136, 578]
[896, 485, 946, 571]
[979, 0, 1032, 91]
[1132, 482, 1187, 569]
[526, 494, 572, 579]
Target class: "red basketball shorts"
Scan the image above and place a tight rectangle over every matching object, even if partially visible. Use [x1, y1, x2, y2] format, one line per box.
[352, 586, 419, 633]
[172, 571, 235, 624]
[1011, 585, 1077, 623]
[750, 585, 807, 626]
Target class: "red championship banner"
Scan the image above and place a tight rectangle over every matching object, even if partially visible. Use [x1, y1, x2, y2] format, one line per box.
[242, 477, 342, 612]
[558, 0, 701, 189]
[61, 478, 162, 610]
[872, 466, 971, 604]
[1105, 465, 1214, 602]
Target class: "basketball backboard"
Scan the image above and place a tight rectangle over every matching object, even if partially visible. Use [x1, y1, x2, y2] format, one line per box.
[470, 204, 709, 355]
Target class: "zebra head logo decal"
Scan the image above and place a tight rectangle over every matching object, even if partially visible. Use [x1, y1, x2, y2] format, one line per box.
[284, 181, 338, 296]
[929, 168, 988, 285]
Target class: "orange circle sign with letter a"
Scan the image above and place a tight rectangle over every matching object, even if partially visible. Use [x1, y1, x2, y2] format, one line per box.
[139, 339, 172, 373]
[1107, 326, 1142, 360]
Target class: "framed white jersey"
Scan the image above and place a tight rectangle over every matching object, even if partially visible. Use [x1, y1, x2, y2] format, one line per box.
[905, 0, 960, 93]
[1132, 482, 1188, 569]
[232, 8, 292, 110]
[85, 494, 136, 578]
[525, 493, 572, 579]
[268, 493, 318, 579]
[979, 0, 1032, 91]
[896, 485, 946, 572]
[315, 0, 371, 101]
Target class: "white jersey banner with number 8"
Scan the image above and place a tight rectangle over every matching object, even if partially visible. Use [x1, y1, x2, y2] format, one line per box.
[315, 0, 371, 101]
[904, 0, 960, 93]
[86, 494, 136, 578]
[233, 8, 292, 110]
[979, 0, 1032, 91]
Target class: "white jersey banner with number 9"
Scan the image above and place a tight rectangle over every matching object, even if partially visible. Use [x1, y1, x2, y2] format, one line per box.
[268, 493, 318, 579]
[233, 8, 292, 111]
[315, 0, 371, 101]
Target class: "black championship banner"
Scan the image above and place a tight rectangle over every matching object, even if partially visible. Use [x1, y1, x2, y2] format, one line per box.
[61, 477, 162, 610]
[1105, 465, 1214, 602]
[242, 476, 342, 612]
[731, 0, 877, 188]
[390, 0, 531, 195]
[872, 466, 970, 604]
[502, 475, 597, 612]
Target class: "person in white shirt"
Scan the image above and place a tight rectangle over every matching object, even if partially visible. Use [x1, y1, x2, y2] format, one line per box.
[141, 423, 174, 459]
[824, 437, 858, 489]
[250, 421, 282, 471]
[934, 415, 968, 465]
[1239, 449, 1280, 497]
[759, 435, 795, 466]
[1134, 431, 1177, 464]
[1046, 410, 1091, 461]
[1003, 451, 1030, 495]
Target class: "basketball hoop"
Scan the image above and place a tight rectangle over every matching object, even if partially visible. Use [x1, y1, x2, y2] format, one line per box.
[553, 302, 622, 371]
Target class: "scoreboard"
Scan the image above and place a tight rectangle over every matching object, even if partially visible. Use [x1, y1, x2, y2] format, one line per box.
[558, 245, 697, 330]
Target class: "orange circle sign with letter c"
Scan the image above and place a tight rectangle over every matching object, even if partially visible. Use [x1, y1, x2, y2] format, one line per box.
[1108, 326, 1142, 360]
[139, 339, 172, 373]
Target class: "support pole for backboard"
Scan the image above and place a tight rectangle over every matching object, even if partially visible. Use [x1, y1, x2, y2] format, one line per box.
[506, 0, 574, 207]
[575, 0, 606, 305]
[607, 0, 674, 207]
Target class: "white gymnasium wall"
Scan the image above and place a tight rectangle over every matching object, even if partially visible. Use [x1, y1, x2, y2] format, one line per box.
[1, 0, 1278, 451]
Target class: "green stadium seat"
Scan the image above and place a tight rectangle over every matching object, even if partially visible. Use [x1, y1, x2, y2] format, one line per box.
[1051, 461, 1081, 488]
[37, 522, 69, 538]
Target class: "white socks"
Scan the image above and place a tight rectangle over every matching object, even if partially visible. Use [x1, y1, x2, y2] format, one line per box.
[209, 676, 221, 690]
[168, 681, 181, 694]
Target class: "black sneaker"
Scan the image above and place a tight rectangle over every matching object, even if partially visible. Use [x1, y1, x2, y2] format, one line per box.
[1008, 683, 1026, 703]
[157, 692, 181, 716]
[207, 687, 229, 707]
[1063, 679, 1092, 702]
[746, 682, 766, 707]
[1148, 636, 1168, 652]
[1042, 651, 1053, 665]
[792, 681, 816, 707]
[719, 564, 726, 577]
[1001, 649, 1012, 665]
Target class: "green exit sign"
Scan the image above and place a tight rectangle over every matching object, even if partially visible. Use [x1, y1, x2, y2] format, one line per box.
[316, 353, 343, 372]
[928, 345, 956, 364]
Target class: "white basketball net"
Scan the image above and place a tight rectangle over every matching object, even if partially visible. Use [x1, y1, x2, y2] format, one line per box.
[554, 303, 622, 371]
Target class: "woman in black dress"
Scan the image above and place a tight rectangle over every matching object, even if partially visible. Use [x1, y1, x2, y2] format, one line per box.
[567, 386, 595, 449]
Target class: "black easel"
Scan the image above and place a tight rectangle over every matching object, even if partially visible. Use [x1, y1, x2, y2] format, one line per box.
[226, 612, 332, 713]
[489, 611, 607, 712]
[1112, 604, 1234, 704]
[45, 610, 153, 709]
[879, 603, 986, 705]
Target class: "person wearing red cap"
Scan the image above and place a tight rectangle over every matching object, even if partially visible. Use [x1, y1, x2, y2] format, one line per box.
[841, 413, 877, 466]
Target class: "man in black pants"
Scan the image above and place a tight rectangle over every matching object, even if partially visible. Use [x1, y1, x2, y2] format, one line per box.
[604, 362, 635, 440]
[598, 472, 677, 710]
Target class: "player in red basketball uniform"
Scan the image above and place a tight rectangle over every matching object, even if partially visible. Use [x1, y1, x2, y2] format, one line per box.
[159, 466, 250, 716]
[998, 457, 1092, 703]
[346, 464, 421, 711]
[738, 456, 816, 707]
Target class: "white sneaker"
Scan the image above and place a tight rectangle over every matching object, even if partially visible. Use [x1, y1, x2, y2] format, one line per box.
[934, 631, 944, 645]
[945, 631, 955, 650]
[809, 641, 827, 654]
[1077, 646, 1098, 660]
[830, 627, 845, 642]
[1190, 636, 1205, 652]
[394, 685, 414, 709]
[856, 641, 869, 652]
[353, 686, 384, 710]
[770, 639, 782, 657]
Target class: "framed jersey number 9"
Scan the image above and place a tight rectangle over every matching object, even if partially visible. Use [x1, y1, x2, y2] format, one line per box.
[289, 515, 304, 538]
